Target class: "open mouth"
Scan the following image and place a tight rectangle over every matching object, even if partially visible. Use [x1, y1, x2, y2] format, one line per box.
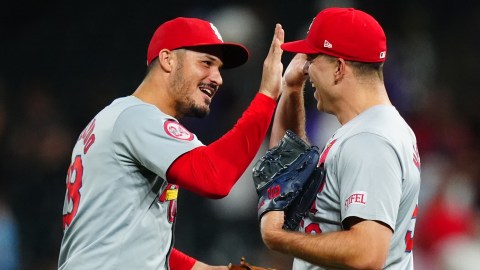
[200, 87, 214, 97]
[199, 84, 217, 98]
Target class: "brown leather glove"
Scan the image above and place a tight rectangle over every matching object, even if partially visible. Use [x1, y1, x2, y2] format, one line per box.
[228, 257, 277, 270]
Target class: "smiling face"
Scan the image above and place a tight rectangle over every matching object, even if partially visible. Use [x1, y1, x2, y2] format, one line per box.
[168, 48, 224, 118]
[306, 54, 339, 114]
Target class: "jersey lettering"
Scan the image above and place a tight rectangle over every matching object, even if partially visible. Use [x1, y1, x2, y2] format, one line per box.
[319, 139, 337, 164]
[405, 205, 418, 252]
[305, 223, 322, 235]
[413, 144, 421, 169]
[78, 119, 96, 154]
[63, 155, 84, 229]
[344, 191, 368, 208]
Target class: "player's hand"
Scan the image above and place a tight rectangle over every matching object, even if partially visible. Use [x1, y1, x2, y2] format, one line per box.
[259, 210, 285, 251]
[192, 261, 229, 270]
[283, 53, 309, 89]
[259, 24, 284, 100]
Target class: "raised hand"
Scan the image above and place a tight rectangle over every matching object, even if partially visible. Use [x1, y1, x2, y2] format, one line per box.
[259, 24, 285, 100]
[283, 53, 309, 89]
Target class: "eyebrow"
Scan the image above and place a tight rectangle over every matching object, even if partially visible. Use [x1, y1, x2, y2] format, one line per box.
[205, 54, 221, 62]
[201, 54, 223, 67]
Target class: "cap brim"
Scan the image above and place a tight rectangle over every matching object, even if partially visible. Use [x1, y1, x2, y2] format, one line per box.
[185, 43, 250, 69]
[218, 43, 250, 69]
[281, 40, 319, 54]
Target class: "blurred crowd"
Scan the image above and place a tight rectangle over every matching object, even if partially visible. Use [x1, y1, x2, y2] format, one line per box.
[1, 0, 480, 269]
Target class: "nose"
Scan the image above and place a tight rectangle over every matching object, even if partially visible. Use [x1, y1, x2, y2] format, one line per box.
[209, 67, 223, 86]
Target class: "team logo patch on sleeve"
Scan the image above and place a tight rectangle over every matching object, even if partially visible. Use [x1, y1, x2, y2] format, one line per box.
[345, 191, 367, 208]
[163, 120, 194, 141]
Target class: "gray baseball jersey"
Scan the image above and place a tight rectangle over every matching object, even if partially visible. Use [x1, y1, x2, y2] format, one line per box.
[59, 96, 203, 269]
[293, 105, 420, 270]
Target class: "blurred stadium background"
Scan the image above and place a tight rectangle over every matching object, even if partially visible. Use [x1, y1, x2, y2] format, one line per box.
[1, 0, 479, 269]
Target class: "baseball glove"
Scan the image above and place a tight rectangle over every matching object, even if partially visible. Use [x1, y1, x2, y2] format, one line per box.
[252, 130, 320, 230]
[283, 163, 326, 231]
[228, 257, 276, 270]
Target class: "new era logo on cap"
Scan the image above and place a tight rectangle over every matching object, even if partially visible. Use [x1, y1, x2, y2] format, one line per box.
[324, 40, 332, 48]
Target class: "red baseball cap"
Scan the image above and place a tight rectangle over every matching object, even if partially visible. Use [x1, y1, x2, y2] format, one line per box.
[281, 8, 387, 62]
[147, 17, 250, 69]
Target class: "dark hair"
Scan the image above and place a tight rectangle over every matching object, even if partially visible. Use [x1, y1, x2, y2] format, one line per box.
[346, 60, 384, 81]
[320, 54, 384, 81]
[145, 49, 187, 77]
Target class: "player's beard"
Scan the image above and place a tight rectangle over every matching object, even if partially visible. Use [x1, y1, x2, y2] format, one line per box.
[170, 62, 210, 119]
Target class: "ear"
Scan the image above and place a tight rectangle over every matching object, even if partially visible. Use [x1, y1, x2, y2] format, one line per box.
[334, 58, 346, 84]
[157, 49, 175, 73]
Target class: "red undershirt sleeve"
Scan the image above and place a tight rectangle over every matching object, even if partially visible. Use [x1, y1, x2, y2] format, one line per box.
[166, 93, 276, 198]
[169, 248, 196, 270]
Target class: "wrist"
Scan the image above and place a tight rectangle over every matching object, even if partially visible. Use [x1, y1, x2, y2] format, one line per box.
[258, 89, 279, 100]
[282, 80, 306, 92]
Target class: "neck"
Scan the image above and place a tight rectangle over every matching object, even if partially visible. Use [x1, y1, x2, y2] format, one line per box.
[132, 72, 179, 118]
[335, 81, 391, 125]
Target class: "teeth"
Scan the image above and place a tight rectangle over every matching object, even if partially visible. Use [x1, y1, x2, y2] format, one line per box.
[311, 83, 315, 88]
[200, 88, 213, 97]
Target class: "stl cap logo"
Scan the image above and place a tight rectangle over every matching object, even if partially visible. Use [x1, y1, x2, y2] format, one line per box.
[306, 17, 315, 35]
[324, 40, 332, 48]
[379, 51, 386, 59]
[209, 23, 224, 42]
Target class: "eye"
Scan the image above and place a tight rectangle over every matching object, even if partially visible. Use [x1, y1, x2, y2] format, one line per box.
[202, 60, 212, 67]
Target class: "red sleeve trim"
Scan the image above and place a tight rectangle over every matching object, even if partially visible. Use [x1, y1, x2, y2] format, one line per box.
[169, 248, 196, 270]
[167, 93, 276, 198]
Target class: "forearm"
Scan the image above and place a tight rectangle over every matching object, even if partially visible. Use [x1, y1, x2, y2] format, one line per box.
[261, 214, 390, 270]
[270, 82, 307, 147]
[270, 53, 309, 147]
[167, 93, 276, 198]
[269, 230, 383, 269]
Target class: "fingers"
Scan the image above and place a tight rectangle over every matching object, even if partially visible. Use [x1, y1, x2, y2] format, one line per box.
[269, 24, 284, 59]
[274, 23, 285, 52]
[258, 24, 285, 100]
[290, 53, 309, 75]
[302, 59, 309, 75]
[283, 53, 309, 88]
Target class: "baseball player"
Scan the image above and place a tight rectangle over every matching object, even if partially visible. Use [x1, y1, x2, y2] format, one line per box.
[259, 8, 420, 269]
[58, 18, 285, 270]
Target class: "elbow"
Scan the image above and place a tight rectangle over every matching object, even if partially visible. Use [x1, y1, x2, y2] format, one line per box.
[203, 185, 231, 199]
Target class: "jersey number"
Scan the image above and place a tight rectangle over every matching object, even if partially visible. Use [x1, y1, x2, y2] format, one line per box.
[63, 155, 84, 229]
[305, 223, 322, 234]
[405, 205, 418, 252]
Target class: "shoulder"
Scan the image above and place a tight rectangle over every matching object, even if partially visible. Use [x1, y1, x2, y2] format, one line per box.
[109, 97, 174, 138]
[339, 105, 413, 145]
[115, 98, 171, 127]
